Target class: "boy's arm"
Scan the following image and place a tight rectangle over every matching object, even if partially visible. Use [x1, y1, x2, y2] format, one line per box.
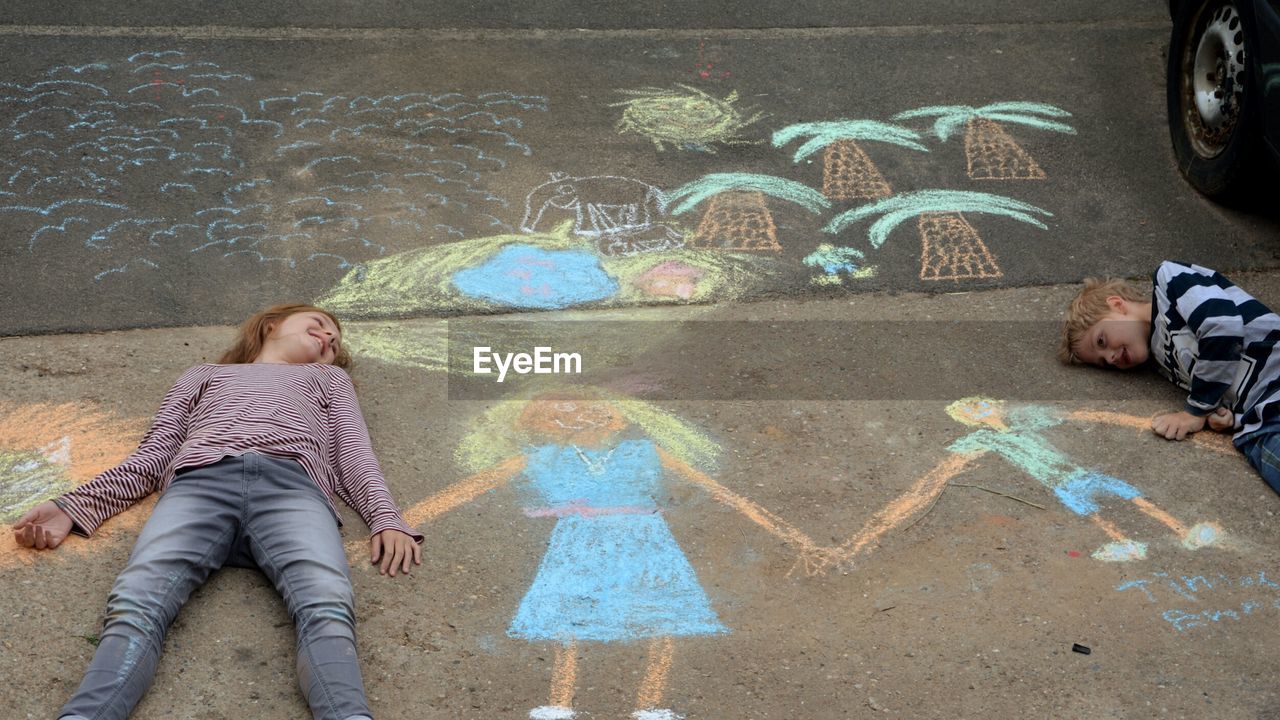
[1155, 407, 1236, 440]
[1184, 312, 1244, 416]
[1151, 411, 1207, 440]
[52, 365, 208, 537]
[1165, 265, 1250, 416]
[1207, 407, 1235, 432]
[325, 367, 425, 544]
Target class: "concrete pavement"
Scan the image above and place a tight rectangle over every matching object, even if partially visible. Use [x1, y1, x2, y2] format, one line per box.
[5, 281, 1280, 718]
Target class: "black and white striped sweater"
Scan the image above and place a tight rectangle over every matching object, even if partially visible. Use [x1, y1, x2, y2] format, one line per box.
[1151, 261, 1280, 443]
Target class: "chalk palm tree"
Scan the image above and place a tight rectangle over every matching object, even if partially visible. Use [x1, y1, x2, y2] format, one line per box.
[667, 173, 830, 252]
[894, 102, 1075, 180]
[824, 190, 1052, 280]
[771, 120, 927, 201]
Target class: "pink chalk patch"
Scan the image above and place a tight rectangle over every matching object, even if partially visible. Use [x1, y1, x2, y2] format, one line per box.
[1067, 550, 1081, 558]
[633, 260, 707, 300]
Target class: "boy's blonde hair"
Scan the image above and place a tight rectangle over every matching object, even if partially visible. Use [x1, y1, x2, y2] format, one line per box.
[1058, 278, 1148, 364]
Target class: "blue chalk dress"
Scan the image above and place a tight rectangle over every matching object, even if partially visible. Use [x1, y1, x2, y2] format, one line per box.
[507, 439, 728, 643]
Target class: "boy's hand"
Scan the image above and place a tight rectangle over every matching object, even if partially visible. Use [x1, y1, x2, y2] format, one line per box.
[1207, 407, 1234, 432]
[12, 501, 73, 550]
[1151, 411, 1207, 441]
[370, 529, 422, 577]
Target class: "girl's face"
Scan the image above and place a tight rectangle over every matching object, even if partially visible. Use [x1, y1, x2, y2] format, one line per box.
[257, 311, 342, 365]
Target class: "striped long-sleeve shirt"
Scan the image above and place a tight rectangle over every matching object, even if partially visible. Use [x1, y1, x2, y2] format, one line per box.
[1150, 261, 1280, 442]
[54, 362, 424, 542]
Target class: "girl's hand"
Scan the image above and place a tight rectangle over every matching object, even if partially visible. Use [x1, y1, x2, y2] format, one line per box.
[370, 529, 421, 577]
[12, 501, 73, 550]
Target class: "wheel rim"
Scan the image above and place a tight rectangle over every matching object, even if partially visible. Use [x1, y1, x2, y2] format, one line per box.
[1184, 2, 1247, 157]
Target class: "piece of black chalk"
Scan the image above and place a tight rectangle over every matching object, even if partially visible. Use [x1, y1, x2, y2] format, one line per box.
[1072, 643, 1091, 655]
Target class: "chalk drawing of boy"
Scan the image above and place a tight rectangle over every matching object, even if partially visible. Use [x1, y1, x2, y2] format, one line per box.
[945, 396, 1222, 561]
[398, 390, 831, 720]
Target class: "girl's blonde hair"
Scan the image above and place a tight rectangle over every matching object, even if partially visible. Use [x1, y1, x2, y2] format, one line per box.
[219, 303, 352, 370]
[455, 387, 721, 474]
[1058, 278, 1148, 364]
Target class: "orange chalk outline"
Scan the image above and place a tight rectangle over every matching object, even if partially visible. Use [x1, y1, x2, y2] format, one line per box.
[635, 637, 676, 710]
[404, 455, 528, 526]
[822, 140, 893, 202]
[343, 455, 528, 561]
[917, 212, 1003, 281]
[687, 191, 781, 252]
[1089, 513, 1128, 542]
[964, 116, 1047, 181]
[655, 447, 819, 556]
[833, 451, 981, 562]
[1132, 497, 1187, 536]
[1, 498, 156, 570]
[550, 640, 578, 707]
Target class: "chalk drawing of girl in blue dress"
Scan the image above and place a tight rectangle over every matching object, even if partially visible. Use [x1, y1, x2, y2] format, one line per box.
[400, 390, 828, 720]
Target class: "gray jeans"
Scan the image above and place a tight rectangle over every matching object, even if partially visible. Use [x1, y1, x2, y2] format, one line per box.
[59, 453, 373, 720]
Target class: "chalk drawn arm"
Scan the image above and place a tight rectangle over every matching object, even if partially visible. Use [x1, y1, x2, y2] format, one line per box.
[401, 454, 527, 527]
[1063, 410, 1235, 454]
[1004, 405, 1066, 431]
[827, 451, 983, 570]
[343, 455, 526, 562]
[654, 446, 832, 575]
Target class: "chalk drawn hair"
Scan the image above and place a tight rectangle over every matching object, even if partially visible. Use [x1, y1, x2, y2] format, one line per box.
[945, 396, 1005, 427]
[1058, 278, 1149, 365]
[455, 387, 721, 474]
[219, 303, 352, 370]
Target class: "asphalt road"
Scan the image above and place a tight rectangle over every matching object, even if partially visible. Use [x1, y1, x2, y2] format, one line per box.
[0, 1, 1174, 31]
[5, 283, 1280, 719]
[1, 5, 1278, 334]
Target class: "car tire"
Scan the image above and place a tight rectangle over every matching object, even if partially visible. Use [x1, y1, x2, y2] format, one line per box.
[1167, 0, 1262, 202]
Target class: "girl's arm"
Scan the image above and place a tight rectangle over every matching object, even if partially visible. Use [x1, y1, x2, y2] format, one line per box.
[52, 365, 208, 537]
[323, 367, 425, 543]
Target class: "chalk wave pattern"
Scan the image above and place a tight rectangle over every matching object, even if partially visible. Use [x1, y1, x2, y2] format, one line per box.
[2, 50, 548, 281]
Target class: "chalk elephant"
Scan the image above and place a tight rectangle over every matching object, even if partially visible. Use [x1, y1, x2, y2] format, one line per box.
[522, 173, 684, 256]
[521, 173, 669, 237]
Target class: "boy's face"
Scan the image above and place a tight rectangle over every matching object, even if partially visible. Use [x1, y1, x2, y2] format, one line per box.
[1074, 298, 1150, 370]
